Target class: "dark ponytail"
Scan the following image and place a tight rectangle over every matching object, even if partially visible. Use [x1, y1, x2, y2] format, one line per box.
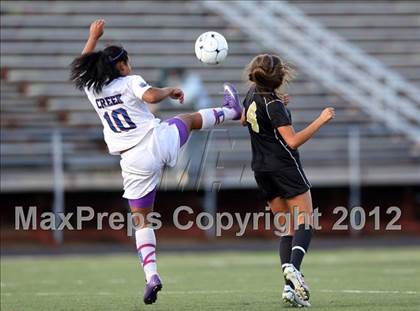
[70, 45, 128, 93]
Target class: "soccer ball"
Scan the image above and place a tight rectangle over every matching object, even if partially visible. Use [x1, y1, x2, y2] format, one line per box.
[195, 31, 228, 65]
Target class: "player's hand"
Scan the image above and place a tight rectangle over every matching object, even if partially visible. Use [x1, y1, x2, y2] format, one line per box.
[279, 93, 290, 106]
[170, 88, 184, 104]
[240, 111, 247, 126]
[319, 107, 335, 124]
[89, 19, 105, 40]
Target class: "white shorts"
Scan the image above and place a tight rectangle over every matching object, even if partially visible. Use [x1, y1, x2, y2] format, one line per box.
[120, 121, 180, 199]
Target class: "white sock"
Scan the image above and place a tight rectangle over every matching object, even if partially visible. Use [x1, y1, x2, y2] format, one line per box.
[135, 228, 158, 282]
[198, 107, 237, 129]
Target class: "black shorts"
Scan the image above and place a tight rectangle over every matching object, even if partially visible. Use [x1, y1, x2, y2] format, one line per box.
[254, 167, 311, 201]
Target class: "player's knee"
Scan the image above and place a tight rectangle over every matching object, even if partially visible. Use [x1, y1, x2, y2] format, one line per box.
[269, 197, 288, 213]
[130, 205, 153, 228]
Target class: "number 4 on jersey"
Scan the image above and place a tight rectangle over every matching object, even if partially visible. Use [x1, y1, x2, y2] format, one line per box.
[104, 108, 137, 133]
[246, 101, 259, 133]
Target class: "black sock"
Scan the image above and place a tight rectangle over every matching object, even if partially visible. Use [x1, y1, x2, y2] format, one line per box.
[290, 224, 313, 271]
[279, 235, 294, 288]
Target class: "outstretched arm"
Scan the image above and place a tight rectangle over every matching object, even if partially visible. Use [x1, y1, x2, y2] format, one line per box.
[142, 87, 184, 104]
[82, 19, 105, 55]
[277, 107, 335, 149]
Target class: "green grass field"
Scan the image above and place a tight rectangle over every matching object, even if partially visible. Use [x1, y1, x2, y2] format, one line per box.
[1, 247, 419, 311]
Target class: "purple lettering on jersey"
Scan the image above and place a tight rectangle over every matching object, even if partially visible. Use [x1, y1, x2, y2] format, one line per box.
[95, 94, 124, 109]
[115, 94, 123, 104]
[96, 98, 106, 109]
[105, 97, 113, 105]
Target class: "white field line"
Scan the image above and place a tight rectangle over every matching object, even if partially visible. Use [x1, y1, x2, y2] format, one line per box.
[320, 289, 418, 295]
[166, 289, 420, 295]
[1, 289, 418, 297]
[0, 290, 244, 297]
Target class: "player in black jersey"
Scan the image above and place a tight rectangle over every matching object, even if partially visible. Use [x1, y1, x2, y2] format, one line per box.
[241, 54, 335, 307]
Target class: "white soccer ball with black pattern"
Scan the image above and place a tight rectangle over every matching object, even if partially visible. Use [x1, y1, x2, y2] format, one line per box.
[195, 31, 228, 65]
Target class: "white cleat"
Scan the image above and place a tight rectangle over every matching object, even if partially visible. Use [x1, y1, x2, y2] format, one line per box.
[283, 264, 311, 301]
[282, 285, 311, 308]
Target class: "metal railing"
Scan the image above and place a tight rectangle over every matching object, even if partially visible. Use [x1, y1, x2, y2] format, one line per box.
[202, 0, 420, 144]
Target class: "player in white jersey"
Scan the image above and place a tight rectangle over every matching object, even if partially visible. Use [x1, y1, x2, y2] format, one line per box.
[70, 20, 242, 304]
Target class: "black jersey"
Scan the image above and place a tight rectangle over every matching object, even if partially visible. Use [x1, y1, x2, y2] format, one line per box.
[243, 86, 302, 172]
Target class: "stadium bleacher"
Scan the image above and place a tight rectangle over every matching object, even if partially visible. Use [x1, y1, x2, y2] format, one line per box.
[1, 0, 419, 191]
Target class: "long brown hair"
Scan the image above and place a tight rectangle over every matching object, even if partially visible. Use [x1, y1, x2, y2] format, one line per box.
[245, 54, 295, 94]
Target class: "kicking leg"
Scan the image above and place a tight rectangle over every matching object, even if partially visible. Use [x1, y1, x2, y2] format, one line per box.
[129, 189, 162, 305]
[167, 82, 242, 138]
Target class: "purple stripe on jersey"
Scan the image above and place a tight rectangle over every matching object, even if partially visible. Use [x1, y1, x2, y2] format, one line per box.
[128, 188, 157, 208]
[166, 117, 189, 147]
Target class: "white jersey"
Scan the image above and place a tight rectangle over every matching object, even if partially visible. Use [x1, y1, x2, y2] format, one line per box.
[84, 75, 160, 155]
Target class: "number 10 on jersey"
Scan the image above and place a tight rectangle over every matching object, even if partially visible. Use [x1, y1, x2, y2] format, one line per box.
[103, 108, 137, 133]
